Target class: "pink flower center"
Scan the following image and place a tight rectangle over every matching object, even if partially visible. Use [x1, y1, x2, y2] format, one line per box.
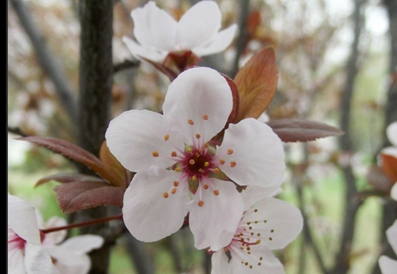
[8, 227, 26, 252]
[182, 147, 215, 180]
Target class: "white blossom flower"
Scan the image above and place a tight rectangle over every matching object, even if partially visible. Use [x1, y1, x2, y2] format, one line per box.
[379, 220, 397, 274]
[8, 194, 103, 274]
[210, 186, 303, 274]
[105, 67, 285, 249]
[122, 1, 237, 63]
[381, 121, 397, 158]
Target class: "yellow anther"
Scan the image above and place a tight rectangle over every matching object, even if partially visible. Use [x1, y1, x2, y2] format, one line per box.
[195, 152, 200, 157]
[171, 151, 177, 157]
[204, 162, 209, 167]
[174, 167, 180, 172]
[173, 181, 179, 187]
[230, 161, 236, 167]
[213, 168, 220, 173]
[152, 151, 159, 157]
[189, 159, 195, 165]
[171, 188, 177, 194]
[195, 133, 201, 139]
[219, 159, 225, 165]
[164, 134, 169, 141]
[198, 200, 204, 207]
[188, 119, 194, 125]
[213, 190, 219, 196]
[186, 147, 192, 152]
[202, 115, 208, 120]
[227, 149, 234, 155]
[192, 175, 197, 181]
[203, 184, 209, 190]
[163, 192, 169, 198]
[198, 168, 203, 172]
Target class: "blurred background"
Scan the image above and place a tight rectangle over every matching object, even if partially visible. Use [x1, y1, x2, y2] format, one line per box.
[7, 0, 397, 273]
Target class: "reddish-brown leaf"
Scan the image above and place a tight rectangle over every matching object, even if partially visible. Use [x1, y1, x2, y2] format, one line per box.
[35, 173, 105, 187]
[267, 119, 344, 142]
[54, 181, 125, 213]
[99, 141, 129, 188]
[379, 153, 397, 183]
[234, 46, 278, 122]
[366, 165, 394, 193]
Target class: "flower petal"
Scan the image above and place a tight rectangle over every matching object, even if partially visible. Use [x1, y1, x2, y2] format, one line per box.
[241, 185, 282, 210]
[44, 245, 91, 274]
[386, 122, 397, 147]
[391, 184, 397, 201]
[106, 110, 182, 172]
[176, 1, 221, 50]
[57, 235, 104, 254]
[131, 1, 177, 51]
[386, 219, 397, 256]
[122, 167, 190, 242]
[229, 244, 284, 274]
[24, 243, 60, 274]
[211, 250, 233, 274]
[193, 24, 237, 56]
[241, 197, 303, 250]
[379, 255, 397, 274]
[8, 194, 40, 245]
[122, 36, 167, 62]
[217, 118, 285, 187]
[163, 67, 233, 144]
[8, 248, 26, 274]
[188, 178, 243, 249]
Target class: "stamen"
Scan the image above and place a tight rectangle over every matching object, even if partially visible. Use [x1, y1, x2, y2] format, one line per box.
[195, 152, 200, 157]
[204, 162, 209, 167]
[173, 181, 179, 187]
[213, 168, 220, 173]
[202, 115, 208, 120]
[174, 167, 180, 172]
[171, 188, 177, 194]
[186, 147, 192, 152]
[203, 184, 209, 190]
[152, 151, 159, 157]
[192, 175, 197, 181]
[219, 159, 225, 165]
[230, 161, 236, 167]
[163, 192, 169, 198]
[171, 151, 177, 157]
[188, 119, 194, 125]
[227, 149, 234, 155]
[189, 159, 195, 165]
[164, 134, 169, 141]
[213, 190, 219, 196]
[198, 200, 204, 207]
[195, 133, 201, 139]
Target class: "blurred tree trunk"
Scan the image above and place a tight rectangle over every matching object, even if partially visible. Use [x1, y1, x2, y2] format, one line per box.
[76, 1, 113, 273]
[331, 0, 366, 273]
[371, 0, 397, 273]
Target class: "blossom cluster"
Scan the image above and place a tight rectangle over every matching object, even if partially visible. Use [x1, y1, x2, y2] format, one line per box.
[105, 1, 304, 272]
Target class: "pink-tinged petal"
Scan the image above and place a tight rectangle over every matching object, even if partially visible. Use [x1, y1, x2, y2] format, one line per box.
[193, 24, 237, 56]
[41, 217, 67, 246]
[217, 118, 285, 187]
[131, 1, 177, 51]
[106, 110, 182, 172]
[8, 194, 40, 245]
[379, 255, 397, 274]
[211, 250, 233, 274]
[386, 122, 397, 147]
[188, 179, 243, 249]
[123, 167, 190, 242]
[8, 248, 26, 274]
[57, 235, 103, 254]
[391, 184, 397, 201]
[209, 229, 235, 252]
[163, 67, 233, 144]
[24, 243, 59, 274]
[386, 220, 397, 255]
[241, 185, 282, 210]
[176, 1, 221, 50]
[241, 198, 303, 250]
[122, 36, 167, 62]
[229, 244, 284, 274]
[45, 245, 91, 274]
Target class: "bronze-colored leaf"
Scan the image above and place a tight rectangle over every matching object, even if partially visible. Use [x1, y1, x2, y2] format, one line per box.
[54, 181, 125, 213]
[99, 141, 130, 188]
[17, 136, 109, 181]
[35, 173, 105, 187]
[267, 119, 344, 142]
[234, 46, 278, 122]
[379, 152, 397, 183]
